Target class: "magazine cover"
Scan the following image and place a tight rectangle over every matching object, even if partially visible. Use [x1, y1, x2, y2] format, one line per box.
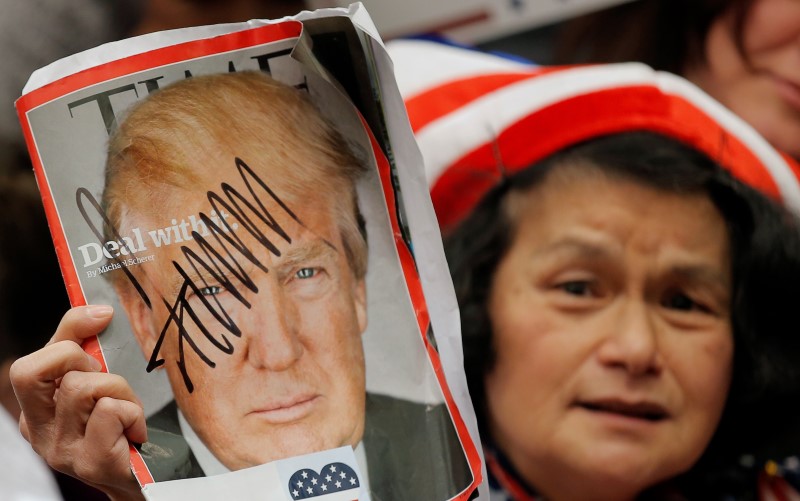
[16, 4, 485, 500]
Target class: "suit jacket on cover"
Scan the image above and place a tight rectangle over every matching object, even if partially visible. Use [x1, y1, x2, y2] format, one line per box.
[140, 393, 473, 500]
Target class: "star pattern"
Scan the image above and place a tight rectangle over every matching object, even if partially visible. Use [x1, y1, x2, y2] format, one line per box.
[288, 463, 360, 499]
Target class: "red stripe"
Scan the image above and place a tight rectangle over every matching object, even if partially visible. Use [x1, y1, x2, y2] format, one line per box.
[780, 151, 800, 182]
[17, 104, 85, 308]
[432, 85, 784, 232]
[362, 118, 483, 497]
[16, 22, 302, 112]
[405, 67, 563, 133]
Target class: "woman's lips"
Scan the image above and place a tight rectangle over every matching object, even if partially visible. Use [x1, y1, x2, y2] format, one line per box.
[249, 395, 320, 423]
[575, 398, 669, 422]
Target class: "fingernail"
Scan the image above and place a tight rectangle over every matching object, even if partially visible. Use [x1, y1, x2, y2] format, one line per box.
[85, 305, 113, 319]
[87, 355, 103, 371]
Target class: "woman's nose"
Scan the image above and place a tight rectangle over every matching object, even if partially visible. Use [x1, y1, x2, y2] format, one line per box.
[595, 299, 663, 377]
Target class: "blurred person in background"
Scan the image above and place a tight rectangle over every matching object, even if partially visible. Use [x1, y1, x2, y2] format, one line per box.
[0, 174, 72, 420]
[128, 0, 306, 35]
[0, 0, 139, 175]
[555, 0, 800, 160]
[390, 40, 800, 499]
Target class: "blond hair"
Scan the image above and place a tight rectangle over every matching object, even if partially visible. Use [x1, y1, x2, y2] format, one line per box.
[103, 71, 368, 287]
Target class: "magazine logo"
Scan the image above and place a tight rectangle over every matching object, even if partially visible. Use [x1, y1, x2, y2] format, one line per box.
[65, 49, 302, 136]
[76, 210, 236, 268]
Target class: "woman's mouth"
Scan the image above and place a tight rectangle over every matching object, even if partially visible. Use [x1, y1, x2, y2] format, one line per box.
[576, 398, 669, 422]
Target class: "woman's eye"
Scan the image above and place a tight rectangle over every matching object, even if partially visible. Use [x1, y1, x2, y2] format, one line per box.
[198, 285, 223, 296]
[663, 292, 706, 312]
[296, 267, 317, 279]
[559, 281, 592, 296]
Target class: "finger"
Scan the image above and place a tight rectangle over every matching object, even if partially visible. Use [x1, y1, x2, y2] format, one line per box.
[86, 397, 148, 461]
[74, 397, 147, 488]
[19, 412, 30, 442]
[10, 341, 103, 429]
[54, 371, 142, 442]
[47, 305, 114, 346]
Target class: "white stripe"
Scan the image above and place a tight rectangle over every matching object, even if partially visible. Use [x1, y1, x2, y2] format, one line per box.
[415, 63, 660, 184]
[386, 39, 534, 100]
[656, 71, 800, 214]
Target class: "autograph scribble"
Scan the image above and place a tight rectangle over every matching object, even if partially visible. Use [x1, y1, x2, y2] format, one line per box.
[77, 157, 302, 392]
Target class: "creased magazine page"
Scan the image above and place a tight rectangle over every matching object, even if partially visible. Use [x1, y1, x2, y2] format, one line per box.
[15, 4, 483, 500]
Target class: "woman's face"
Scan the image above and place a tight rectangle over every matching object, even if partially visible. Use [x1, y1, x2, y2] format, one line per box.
[685, 0, 800, 158]
[485, 169, 734, 500]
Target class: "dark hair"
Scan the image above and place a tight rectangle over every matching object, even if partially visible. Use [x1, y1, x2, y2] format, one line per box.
[0, 173, 70, 358]
[554, 0, 754, 74]
[445, 131, 800, 496]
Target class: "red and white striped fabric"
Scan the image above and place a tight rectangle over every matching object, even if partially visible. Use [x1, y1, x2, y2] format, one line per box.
[387, 39, 800, 233]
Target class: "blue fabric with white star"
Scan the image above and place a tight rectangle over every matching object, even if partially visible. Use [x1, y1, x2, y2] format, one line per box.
[287, 462, 360, 499]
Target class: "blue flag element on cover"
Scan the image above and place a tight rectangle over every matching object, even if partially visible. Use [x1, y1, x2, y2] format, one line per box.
[287, 463, 360, 499]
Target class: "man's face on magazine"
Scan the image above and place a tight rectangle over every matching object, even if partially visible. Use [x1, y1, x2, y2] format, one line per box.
[120, 151, 368, 471]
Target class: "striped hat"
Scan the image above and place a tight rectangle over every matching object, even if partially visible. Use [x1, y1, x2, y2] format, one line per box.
[387, 40, 800, 232]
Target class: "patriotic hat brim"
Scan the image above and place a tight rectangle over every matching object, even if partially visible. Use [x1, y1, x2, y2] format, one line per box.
[389, 40, 800, 232]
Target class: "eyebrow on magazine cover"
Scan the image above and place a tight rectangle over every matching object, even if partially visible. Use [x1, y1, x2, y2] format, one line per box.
[162, 229, 338, 303]
[164, 253, 260, 300]
[158, 166, 305, 299]
[274, 239, 340, 282]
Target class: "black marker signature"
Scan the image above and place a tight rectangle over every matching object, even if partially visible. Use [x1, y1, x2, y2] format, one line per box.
[78, 157, 303, 392]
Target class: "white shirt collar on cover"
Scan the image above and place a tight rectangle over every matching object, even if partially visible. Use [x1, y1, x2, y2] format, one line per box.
[177, 408, 371, 491]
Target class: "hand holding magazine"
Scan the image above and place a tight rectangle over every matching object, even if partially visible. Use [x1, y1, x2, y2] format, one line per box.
[12, 4, 484, 500]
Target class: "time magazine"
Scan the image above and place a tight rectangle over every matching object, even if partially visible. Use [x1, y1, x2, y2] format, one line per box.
[16, 4, 485, 500]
